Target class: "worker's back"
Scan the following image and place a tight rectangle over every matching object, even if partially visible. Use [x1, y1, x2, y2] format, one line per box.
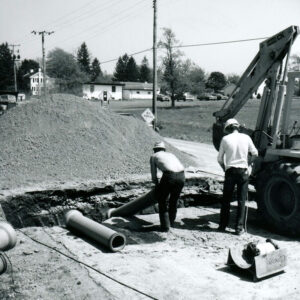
[151, 151, 184, 173]
[220, 131, 256, 170]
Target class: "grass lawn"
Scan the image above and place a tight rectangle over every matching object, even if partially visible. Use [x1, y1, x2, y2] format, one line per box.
[110, 98, 300, 144]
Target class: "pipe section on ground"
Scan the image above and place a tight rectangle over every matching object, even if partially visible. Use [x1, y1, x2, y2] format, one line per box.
[65, 210, 126, 252]
[107, 188, 157, 218]
[0, 222, 17, 251]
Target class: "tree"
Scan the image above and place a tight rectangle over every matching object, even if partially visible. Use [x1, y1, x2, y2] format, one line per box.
[17, 59, 39, 91]
[227, 73, 240, 85]
[113, 53, 129, 81]
[126, 56, 139, 81]
[139, 56, 151, 82]
[77, 42, 91, 75]
[206, 71, 227, 92]
[47, 48, 88, 94]
[289, 54, 300, 96]
[179, 59, 206, 95]
[158, 27, 184, 107]
[90, 58, 102, 81]
[0, 43, 14, 90]
[289, 53, 300, 71]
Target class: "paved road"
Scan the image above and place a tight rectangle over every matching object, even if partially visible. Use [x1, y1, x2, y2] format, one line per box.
[164, 137, 224, 176]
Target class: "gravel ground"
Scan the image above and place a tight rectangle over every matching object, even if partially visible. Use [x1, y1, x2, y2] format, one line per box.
[1, 205, 299, 300]
[0, 94, 195, 192]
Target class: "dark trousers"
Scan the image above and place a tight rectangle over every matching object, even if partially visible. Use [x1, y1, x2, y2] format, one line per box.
[219, 167, 249, 231]
[156, 171, 185, 230]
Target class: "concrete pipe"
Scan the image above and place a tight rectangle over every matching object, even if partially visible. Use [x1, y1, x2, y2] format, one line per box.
[107, 188, 157, 218]
[65, 210, 126, 252]
[0, 222, 17, 252]
[0, 253, 7, 275]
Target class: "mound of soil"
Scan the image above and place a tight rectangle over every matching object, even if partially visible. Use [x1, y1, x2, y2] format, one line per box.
[0, 94, 195, 191]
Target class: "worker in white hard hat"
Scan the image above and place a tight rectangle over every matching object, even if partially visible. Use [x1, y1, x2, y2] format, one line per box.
[150, 141, 185, 232]
[217, 118, 258, 235]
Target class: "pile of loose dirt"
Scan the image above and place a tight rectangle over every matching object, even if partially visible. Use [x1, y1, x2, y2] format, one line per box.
[0, 94, 195, 191]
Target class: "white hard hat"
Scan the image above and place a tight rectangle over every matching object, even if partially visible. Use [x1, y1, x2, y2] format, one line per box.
[153, 141, 166, 150]
[224, 118, 240, 130]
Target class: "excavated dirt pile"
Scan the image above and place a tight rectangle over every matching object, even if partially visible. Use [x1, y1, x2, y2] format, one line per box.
[0, 94, 195, 191]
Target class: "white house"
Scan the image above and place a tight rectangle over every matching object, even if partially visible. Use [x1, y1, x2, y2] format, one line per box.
[82, 82, 124, 100]
[122, 82, 158, 100]
[29, 69, 54, 95]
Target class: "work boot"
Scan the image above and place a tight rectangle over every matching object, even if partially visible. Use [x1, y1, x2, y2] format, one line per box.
[159, 211, 170, 232]
[217, 225, 226, 232]
[235, 228, 245, 236]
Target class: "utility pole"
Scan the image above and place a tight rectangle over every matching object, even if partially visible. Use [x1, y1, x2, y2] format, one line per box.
[9, 44, 21, 92]
[152, 0, 157, 129]
[31, 30, 54, 97]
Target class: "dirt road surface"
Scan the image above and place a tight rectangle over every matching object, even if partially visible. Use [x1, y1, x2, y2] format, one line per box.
[1, 204, 300, 300]
[164, 137, 224, 176]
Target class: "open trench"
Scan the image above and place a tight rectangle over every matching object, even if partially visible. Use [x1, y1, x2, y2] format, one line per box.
[0, 175, 235, 229]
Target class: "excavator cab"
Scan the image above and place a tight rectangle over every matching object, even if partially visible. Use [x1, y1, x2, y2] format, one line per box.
[212, 26, 300, 236]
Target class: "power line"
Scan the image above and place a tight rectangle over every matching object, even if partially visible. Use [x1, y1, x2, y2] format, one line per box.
[98, 36, 269, 65]
[30, 1, 150, 60]
[73, 1, 150, 46]
[16, 0, 122, 47]
[172, 37, 269, 49]
[100, 48, 152, 65]
[43, 0, 100, 28]
[50, 0, 123, 32]
[44, 0, 149, 52]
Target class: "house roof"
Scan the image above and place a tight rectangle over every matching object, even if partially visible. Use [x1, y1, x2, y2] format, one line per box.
[29, 71, 51, 79]
[122, 82, 153, 91]
[84, 81, 125, 86]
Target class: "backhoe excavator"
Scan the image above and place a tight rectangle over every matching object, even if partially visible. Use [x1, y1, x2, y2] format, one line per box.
[212, 25, 300, 236]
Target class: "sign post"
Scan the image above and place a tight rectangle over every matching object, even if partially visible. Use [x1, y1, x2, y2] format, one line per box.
[141, 108, 155, 127]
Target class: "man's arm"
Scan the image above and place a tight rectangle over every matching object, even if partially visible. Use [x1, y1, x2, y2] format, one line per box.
[248, 137, 258, 164]
[150, 156, 159, 185]
[217, 140, 226, 172]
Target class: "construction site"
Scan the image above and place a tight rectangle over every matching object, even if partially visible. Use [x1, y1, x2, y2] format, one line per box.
[1, 0, 300, 299]
[1, 54, 300, 299]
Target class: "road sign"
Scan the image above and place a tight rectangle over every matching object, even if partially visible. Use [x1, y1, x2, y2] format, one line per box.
[141, 108, 155, 124]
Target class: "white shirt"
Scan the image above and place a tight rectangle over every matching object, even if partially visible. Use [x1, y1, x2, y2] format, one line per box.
[217, 131, 258, 170]
[150, 151, 184, 183]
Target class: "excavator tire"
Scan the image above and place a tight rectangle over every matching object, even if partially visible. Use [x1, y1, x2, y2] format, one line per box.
[256, 161, 300, 236]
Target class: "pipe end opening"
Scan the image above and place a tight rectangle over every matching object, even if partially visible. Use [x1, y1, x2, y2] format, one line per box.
[110, 234, 126, 252]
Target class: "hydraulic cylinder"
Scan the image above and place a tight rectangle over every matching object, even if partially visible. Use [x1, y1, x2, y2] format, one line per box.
[65, 210, 126, 252]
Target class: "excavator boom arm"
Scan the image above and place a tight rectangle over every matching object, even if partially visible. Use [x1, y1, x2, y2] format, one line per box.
[214, 26, 299, 122]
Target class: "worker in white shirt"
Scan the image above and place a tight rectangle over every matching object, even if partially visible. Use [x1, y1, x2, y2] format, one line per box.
[217, 119, 258, 235]
[150, 141, 185, 232]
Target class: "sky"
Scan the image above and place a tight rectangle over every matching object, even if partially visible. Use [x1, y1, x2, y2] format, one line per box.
[1, 0, 300, 76]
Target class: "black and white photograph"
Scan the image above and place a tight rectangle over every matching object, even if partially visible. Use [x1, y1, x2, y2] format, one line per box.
[0, 0, 300, 299]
